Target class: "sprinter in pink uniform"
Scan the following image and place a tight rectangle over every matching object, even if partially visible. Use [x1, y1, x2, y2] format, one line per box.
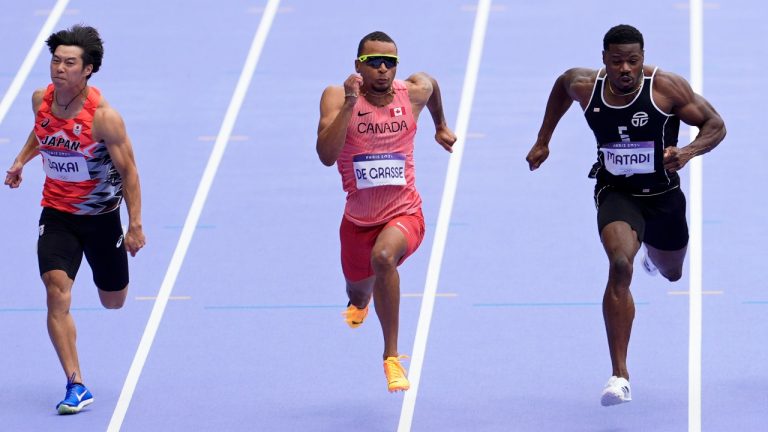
[317, 31, 456, 392]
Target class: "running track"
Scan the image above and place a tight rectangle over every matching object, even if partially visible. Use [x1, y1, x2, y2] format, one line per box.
[0, 1, 764, 431]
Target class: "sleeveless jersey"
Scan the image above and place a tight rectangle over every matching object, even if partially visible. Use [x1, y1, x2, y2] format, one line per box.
[584, 67, 680, 195]
[337, 80, 421, 226]
[36, 85, 123, 215]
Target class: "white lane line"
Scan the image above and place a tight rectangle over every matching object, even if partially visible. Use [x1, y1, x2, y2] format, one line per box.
[669, 291, 721, 296]
[106, 1, 281, 430]
[197, 135, 249, 141]
[0, 0, 70, 126]
[134, 296, 192, 301]
[397, 1, 492, 430]
[688, 1, 704, 431]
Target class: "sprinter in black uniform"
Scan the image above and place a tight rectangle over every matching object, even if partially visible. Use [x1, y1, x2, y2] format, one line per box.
[525, 24, 725, 406]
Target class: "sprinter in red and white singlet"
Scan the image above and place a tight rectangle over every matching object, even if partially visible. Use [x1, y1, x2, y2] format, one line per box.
[4, 25, 145, 414]
[317, 31, 456, 392]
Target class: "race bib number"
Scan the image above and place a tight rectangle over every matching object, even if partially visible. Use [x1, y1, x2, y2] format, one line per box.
[599, 141, 655, 177]
[353, 153, 406, 189]
[41, 149, 90, 182]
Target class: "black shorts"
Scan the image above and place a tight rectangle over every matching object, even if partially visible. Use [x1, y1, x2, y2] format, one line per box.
[594, 185, 689, 251]
[38, 207, 129, 291]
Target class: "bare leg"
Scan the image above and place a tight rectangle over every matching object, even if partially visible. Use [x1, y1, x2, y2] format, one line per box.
[370, 226, 408, 360]
[346, 276, 374, 309]
[646, 244, 687, 282]
[43, 270, 83, 383]
[600, 221, 641, 380]
[98, 286, 128, 309]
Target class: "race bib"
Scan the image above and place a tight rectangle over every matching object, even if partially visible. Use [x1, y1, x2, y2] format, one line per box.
[353, 153, 406, 189]
[41, 149, 90, 182]
[599, 141, 655, 177]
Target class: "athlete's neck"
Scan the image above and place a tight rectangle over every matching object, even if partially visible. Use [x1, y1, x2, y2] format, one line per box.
[53, 84, 88, 116]
[606, 74, 644, 98]
[362, 87, 395, 107]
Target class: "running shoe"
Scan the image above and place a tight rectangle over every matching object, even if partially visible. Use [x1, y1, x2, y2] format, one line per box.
[641, 251, 658, 276]
[342, 303, 369, 328]
[600, 375, 631, 406]
[56, 381, 94, 415]
[383, 355, 410, 392]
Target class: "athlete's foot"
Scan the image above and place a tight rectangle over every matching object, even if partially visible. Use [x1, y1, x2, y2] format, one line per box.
[56, 381, 94, 414]
[600, 376, 631, 407]
[383, 355, 410, 392]
[641, 250, 658, 276]
[342, 302, 369, 328]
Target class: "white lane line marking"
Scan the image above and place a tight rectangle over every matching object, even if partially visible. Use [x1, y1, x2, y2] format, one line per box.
[197, 135, 249, 141]
[106, 1, 281, 430]
[402, 293, 458, 298]
[688, 1, 704, 431]
[0, 0, 70, 126]
[33, 7, 79, 15]
[398, 1, 492, 431]
[668, 291, 722, 296]
[134, 296, 192, 301]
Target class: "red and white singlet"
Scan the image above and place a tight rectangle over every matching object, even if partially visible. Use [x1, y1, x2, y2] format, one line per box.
[35, 84, 123, 215]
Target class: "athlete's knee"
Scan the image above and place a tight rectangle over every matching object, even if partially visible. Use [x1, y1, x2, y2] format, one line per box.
[101, 297, 125, 309]
[43, 272, 72, 305]
[607, 255, 634, 284]
[662, 268, 683, 282]
[370, 246, 398, 273]
[99, 286, 127, 309]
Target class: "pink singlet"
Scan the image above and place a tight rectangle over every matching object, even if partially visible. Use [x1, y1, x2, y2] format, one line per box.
[336, 79, 421, 227]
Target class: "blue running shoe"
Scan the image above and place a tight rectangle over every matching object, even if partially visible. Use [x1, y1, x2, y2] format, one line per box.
[56, 381, 94, 415]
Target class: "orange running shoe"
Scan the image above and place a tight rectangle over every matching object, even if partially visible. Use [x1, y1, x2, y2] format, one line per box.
[383, 355, 410, 392]
[342, 303, 369, 328]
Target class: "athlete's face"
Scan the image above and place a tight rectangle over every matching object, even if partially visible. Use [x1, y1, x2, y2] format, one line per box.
[602, 43, 644, 92]
[355, 40, 397, 93]
[50, 45, 92, 89]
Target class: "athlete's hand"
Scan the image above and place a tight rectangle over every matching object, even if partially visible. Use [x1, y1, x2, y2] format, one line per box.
[526, 143, 550, 171]
[4, 163, 23, 188]
[124, 225, 146, 257]
[343, 74, 363, 99]
[663, 147, 692, 173]
[435, 125, 456, 153]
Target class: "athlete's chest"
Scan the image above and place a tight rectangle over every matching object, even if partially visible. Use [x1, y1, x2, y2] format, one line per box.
[36, 111, 98, 155]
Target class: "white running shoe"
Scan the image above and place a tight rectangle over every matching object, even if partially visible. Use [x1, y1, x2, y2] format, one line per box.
[601, 376, 632, 406]
[641, 251, 658, 276]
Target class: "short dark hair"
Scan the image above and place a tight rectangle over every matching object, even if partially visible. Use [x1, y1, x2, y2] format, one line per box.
[357, 31, 396, 56]
[46, 25, 104, 79]
[603, 24, 644, 50]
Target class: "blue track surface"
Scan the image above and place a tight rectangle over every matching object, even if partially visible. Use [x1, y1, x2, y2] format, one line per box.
[0, 1, 764, 431]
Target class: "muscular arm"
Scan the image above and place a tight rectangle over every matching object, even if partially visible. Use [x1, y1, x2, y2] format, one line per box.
[316, 74, 363, 166]
[94, 102, 146, 256]
[526, 68, 595, 170]
[406, 72, 456, 152]
[4, 89, 45, 188]
[655, 71, 726, 171]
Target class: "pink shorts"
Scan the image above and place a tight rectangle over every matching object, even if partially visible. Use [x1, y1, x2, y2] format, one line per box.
[339, 210, 425, 282]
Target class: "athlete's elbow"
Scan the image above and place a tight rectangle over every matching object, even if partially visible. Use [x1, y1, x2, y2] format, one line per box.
[316, 142, 338, 166]
[316, 149, 336, 166]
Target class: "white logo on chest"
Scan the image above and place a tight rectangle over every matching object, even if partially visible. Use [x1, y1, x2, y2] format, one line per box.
[632, 112, 649, 127]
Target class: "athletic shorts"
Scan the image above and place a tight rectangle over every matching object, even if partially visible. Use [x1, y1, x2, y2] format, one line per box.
[339, 209, 425, 282]
[38, 207, 129, 291]
[594, 185, 689, 251]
